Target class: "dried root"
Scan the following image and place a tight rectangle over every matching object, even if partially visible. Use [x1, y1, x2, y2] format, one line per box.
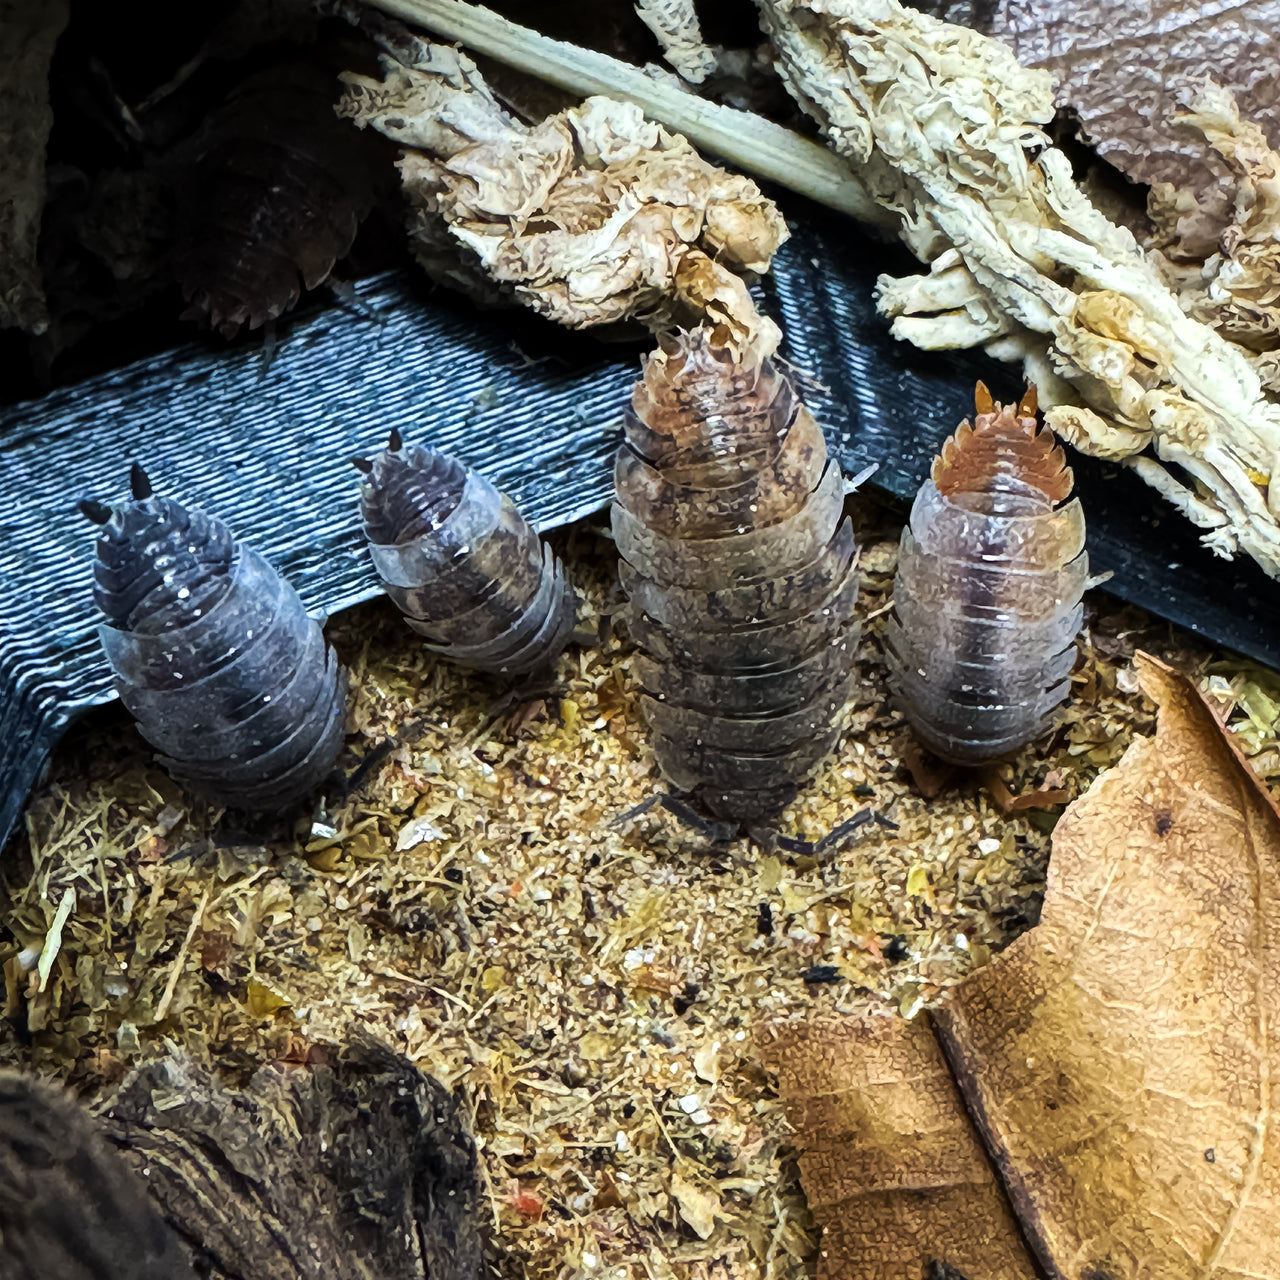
[338, 21, 786, 350]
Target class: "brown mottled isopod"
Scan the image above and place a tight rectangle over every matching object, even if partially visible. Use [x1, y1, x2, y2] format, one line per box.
[355, 432, 577, 676]
[177, 59, 379, 337]
[886, 383, 1088, 764]
[612, 326, 862, 823]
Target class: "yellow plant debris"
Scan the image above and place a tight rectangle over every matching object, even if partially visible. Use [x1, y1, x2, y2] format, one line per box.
[0, 514, 1242, 1277]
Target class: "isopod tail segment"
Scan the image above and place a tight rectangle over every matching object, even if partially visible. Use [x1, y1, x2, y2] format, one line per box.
[82, 472, 350, 812]
[612, 323, 863, 826]
[354, 433, 577, 677]
[885, 381, 1088, 765]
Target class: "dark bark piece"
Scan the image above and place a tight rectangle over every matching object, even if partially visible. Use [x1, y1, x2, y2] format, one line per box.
[101, 1034, 483, 1280]
[0, 1070, 197, 1280]
[0, 0, 70, 333]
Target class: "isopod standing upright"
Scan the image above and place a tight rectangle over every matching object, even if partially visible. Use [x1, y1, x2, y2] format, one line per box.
[355, 432, 577, 676]
[81, 467, 349, 810]
[885, 383, 1088, 763]
[612, 325, 862, 823]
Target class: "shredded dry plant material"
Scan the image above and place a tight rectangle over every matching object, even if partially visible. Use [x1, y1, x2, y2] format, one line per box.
[1150, 83, 1280, 392]
[0, 510, 1235, 1277]
[634, 0, 717, 86]
[337, 20, 786, 351]
[753, 0, 1280, 581]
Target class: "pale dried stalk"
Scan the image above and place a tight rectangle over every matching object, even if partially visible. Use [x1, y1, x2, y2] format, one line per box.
[339, 22, 789, 349]
[755, 0, 1280, 576]
[357, 0, 896, 231]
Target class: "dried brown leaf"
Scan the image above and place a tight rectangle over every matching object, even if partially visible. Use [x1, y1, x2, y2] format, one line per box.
[756, 1009, 1039, 1280]
[934, 651, 1280, 1279]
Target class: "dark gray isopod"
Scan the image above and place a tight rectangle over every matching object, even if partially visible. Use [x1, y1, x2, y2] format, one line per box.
[355, 432, 576, 676]
[81, 467, 349, 810]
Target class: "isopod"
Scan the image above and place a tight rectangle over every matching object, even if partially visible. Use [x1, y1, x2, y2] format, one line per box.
[80, 466, 349, 809]
[177, 58, 379, 337]
[885, 383, 1088, 763]
[354, 432, 577, 675]
[611, 326, 862, 823]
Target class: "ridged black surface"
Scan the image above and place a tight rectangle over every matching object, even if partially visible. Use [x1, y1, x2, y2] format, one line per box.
[2, 199, 1278, 852]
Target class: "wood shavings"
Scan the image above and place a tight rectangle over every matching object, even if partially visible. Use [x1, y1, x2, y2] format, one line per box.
[0, 0, 68, 333]
[36, 885, 74, 993]
[671, 1167, 722, 1239]
[338, 21, 787, 350]
[0, 519, 1221, 1277]
[634, 0, 717, 84]
[756, 0, 1280, 580]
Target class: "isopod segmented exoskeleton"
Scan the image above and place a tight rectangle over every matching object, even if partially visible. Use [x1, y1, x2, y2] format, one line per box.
[885, 383, 1088, 764]
[177, 58, 380, 338]
[355, 432, 577, 676]
[611, 325, 862, 823]
[80, 467, 349, 809]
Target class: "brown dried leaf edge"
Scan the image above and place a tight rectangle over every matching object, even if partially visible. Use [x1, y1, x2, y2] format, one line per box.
[762, 652, 1280, 1280]
[756, 1010, 1038, 1280]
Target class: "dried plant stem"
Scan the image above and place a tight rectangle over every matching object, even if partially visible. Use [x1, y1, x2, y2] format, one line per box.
[358, 0, 895, 231]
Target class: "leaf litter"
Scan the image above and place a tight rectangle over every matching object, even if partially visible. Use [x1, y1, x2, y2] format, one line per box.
[763, 649, 1280, 1278]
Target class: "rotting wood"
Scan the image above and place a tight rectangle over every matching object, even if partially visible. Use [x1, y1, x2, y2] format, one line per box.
[100, 1032, 483, 1280]
[0, 1069, 197, 1280]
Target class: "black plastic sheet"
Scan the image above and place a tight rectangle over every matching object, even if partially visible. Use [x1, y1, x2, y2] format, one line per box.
[2, 201, 1277, 853]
